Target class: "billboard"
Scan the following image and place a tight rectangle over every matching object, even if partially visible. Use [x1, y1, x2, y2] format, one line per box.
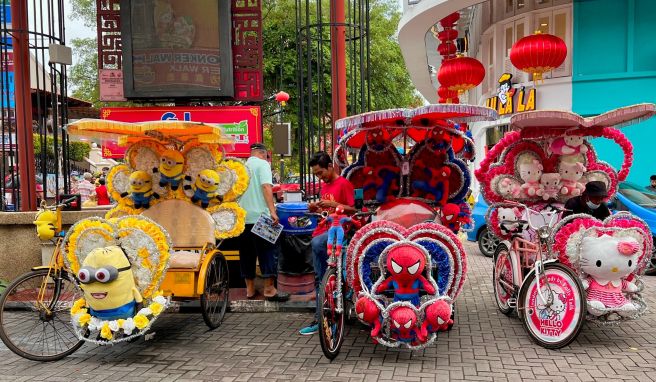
[100, 106, 262, 158]
[120, 0, 233, 99]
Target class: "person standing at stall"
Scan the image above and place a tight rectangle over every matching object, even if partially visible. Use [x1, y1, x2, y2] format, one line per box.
[238, 143, 289, 301]
[299, 151, 355, 335]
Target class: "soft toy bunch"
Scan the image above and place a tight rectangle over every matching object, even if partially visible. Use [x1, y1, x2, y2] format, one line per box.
[346, 221, 467, 348]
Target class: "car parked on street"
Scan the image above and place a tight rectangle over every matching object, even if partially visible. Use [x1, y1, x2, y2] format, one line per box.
[272, 174, 323, 202]
[612, 182, 656, 275]
[466, 196, 500, 257]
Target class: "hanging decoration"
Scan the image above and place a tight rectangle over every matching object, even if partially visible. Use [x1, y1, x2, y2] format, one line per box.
[437, 56, 485, 95]
[509, 31, 567, 83]
[435, 12, 460, 104]
[437, 86, 459, 105]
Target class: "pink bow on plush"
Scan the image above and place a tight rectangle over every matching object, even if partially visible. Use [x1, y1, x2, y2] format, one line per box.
[617, 241, 639, 256]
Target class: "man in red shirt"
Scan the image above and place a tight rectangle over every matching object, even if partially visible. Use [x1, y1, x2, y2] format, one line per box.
[299, 151, 355, 335]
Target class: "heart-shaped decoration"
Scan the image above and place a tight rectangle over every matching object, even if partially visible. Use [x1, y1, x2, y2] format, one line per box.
[346, 221, 467, 301]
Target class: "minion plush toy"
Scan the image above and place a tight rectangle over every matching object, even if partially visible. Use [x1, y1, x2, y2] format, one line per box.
[77, 246, 142, 321]
[184, 169, 221, 208]
[33, 209, 60, 241]
[153, 150, 184, 190]
[122, 171, 160, 209]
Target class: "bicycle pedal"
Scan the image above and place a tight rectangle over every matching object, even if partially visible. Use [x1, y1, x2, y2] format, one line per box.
[508, 298, 517, 308]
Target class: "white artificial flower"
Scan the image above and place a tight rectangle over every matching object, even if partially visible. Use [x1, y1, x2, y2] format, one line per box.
[72, 313, 83, 327]
[153, 295, 167, 305]
[122, 317, 135, 335]
[108, 320, 119, 332]
[88, 317, 103, 331]
[138, 307, 152, 316]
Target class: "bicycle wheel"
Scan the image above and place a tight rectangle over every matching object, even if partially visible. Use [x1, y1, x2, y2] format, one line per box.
[318, 267, 345, 360]
[493, 244, 515, 316]
[518, 262, 585, 349]
[0, 269, 85, 361]
[200, 252, 230, 329]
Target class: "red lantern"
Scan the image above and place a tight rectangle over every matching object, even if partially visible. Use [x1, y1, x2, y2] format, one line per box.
[438, 97, 460, 104]
[509, 31, 567, 82]
[437, 42, 457, 57]
[437, 86, 459, 104]
[439, 12, 460, 28]
[437, 56, 485, 94]
[437, 29, 458, 42]
[275, 91, 290, 106]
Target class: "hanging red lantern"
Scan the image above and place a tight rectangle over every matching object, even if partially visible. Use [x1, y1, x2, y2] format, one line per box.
[437, 56, 485, 94]
[438, 97, 460, 104]
[439, 12, 460, 28]
[437, 86, 459, 103]
[437, 42, 457, 57]
[275, 91, 290, 107]
[509, 31, 567, 82]
[437, 29, 458, 42]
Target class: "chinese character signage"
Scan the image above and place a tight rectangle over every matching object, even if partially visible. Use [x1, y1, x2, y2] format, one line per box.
[101, 139, 127, 159]
[100, 106, 261, 157]
[485, 73, 536, 115]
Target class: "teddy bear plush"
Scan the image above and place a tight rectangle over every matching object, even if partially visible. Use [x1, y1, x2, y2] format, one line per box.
[580, 235, 641, 318]
[539, 173, 561, 201]
[516, 159, 544, 198]
[548, 135, 589, 156]
[558, 161, 586, 196]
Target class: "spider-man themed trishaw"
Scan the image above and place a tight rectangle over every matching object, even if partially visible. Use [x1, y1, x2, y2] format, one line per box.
[314, 104, 498, 359]
[475, 104, 655, 349]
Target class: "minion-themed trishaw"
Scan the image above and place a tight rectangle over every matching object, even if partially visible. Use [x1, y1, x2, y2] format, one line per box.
[476, 104, 655, 348]
[0, 120, 249, 361]
[315, 104, 498, 359]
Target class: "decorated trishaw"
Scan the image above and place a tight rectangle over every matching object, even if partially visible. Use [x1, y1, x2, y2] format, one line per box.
[475, 104, 655, 348]
[0, 120, 249, 361]
[315, 104, 498, 359]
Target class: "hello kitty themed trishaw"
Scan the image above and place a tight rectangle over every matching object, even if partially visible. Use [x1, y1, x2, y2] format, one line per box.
[315, 104, 498, 359]
[475, 104, 656, 349]
[0, 119, 249, 361]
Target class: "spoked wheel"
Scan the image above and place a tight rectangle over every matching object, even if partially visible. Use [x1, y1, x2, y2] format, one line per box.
[318, 267, 345, 360]
[493, 244, 515, 316]
[478, 227, 500, 258]
[200, 252, 230, 329]
[0, 269, 85, 361]
[518, 262, 585, 349]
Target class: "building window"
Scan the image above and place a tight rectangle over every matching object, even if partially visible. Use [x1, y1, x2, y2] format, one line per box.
[506, 0, 514, 14]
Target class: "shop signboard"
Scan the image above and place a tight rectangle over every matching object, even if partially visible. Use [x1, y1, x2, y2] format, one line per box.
[101, 140, 127, 159]
[99, 69, 126, 101]
[484, 73, 536, 116]
[100, 106, 262, 158]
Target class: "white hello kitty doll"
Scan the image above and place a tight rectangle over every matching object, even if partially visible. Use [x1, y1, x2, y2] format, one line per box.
[580, 235, 641, 318]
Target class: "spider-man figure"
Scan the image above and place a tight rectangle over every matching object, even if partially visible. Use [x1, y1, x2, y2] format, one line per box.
[375, 244, 436, 306]
[420, 299, 453, 338]
[411, 161, 451, 206]
[362, 165, 400, 203]
[439, 203, 470, 234]
[355, 295, 382, 338]
[325, 206, 359, 266]
[389, 306, 426, 345]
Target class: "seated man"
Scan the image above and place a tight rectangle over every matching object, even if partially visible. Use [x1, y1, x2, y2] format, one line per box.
[563, 181, 611, 220]
[299, 151, 355, 335]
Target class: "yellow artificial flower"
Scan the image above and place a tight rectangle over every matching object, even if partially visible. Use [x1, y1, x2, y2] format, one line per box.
[71, 298, 86, 315]
[134, 314, 150, 330]
[78, 313, 91, 326]
[100, 322, 113, 340]
[117, 319, 125, 328]
[149, 302, 163, 315]
[153, 290, 163, 298]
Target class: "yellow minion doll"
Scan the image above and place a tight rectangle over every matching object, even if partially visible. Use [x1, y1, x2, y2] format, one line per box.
[121, 171, 160, 209]
[184, 169, 221, 208]
[33, 209, 61, 241]
[153, 149, 184, 190]
[77, 246, 142, 321]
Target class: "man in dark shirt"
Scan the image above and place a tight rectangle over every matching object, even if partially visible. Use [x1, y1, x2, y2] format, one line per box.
[647, 175, 656, 193]
[563, 181, 611, 220]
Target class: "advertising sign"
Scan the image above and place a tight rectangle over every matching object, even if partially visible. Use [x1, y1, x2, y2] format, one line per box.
[101, 140, 127, 159]
[484, 73, 536, 115]
[100, 106, 262, 158]
[99, 69, 126, 101]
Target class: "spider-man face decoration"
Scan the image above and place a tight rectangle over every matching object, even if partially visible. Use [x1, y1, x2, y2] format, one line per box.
[390, 306, 417, 332]
[427, 128, 452, 152]
[386, 245, 427, 284]
[366, 128, 391, 151]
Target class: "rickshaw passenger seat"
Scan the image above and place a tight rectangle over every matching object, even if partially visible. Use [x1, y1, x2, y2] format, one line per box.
[141, 199, 216, 269]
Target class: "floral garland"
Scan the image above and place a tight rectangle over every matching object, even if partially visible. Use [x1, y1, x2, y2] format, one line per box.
[63, 219, 116, 273]
[221, 159, 249, 202]
[207, 202, 246, 239]
[126, 140, 166, 170]
[71, 292, 170, 344]
[106, 164, 131, 204]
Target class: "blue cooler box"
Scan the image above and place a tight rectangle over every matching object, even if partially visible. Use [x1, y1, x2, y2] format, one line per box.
[277, 202, 318, 235]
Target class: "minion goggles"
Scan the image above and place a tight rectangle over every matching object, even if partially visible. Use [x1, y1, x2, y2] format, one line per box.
[77, 265, 131, 284]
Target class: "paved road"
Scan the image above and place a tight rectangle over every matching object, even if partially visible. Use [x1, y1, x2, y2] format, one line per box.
[1, 241, 655, 381]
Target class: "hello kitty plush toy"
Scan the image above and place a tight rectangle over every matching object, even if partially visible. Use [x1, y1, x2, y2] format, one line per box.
[558, 161, 586, 196]
[516, 159, 544, 198]
[497, 207, 524, 236]
[548, 134, 589, 156]
[540, 173, 561, 201]
[580, 235, 641, 318]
